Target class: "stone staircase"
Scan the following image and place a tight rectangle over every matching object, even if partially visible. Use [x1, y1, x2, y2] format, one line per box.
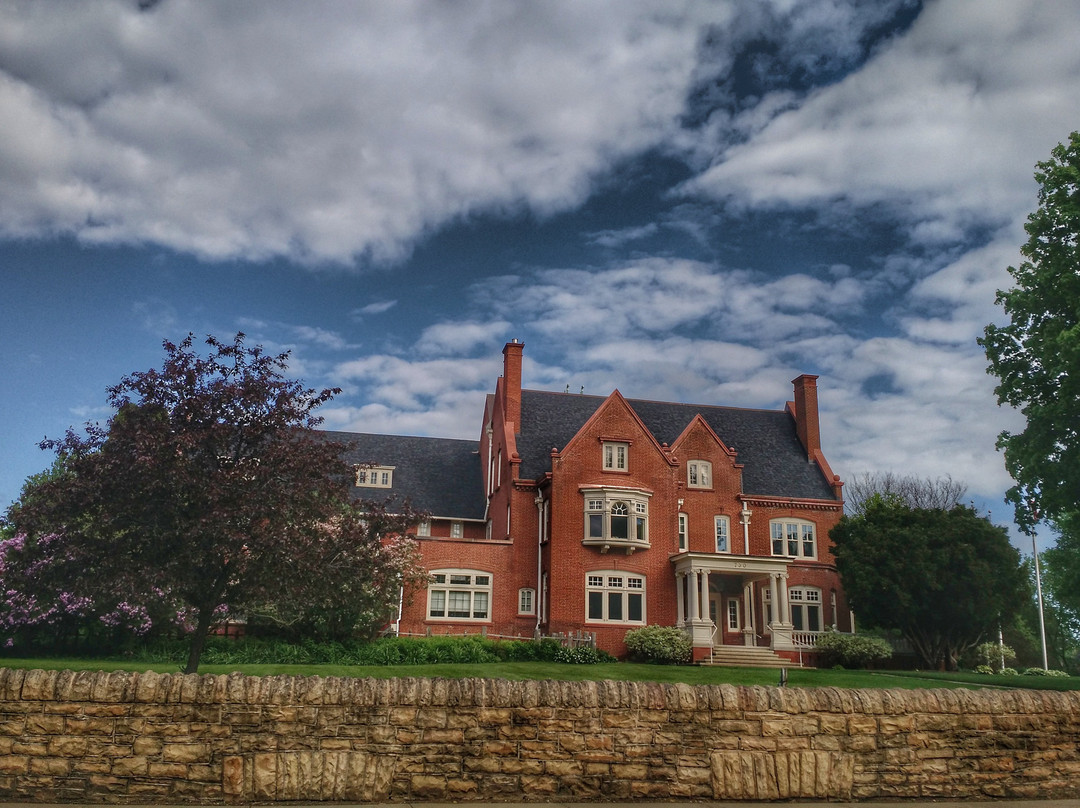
[702, 645, 793, 668]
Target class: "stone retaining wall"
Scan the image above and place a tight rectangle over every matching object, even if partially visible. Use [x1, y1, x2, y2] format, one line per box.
[1, 668, 1078, 803]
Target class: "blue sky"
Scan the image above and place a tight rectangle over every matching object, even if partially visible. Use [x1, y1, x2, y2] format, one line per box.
[2, 0, 1078, 549]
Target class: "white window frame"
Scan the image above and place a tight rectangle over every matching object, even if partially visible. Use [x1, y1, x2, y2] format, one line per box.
[688, 460, 712, 489]
[450, 520, 464, 539]
[518, 587, 535, 615]
[585, 571, 645, 624]
[789, 586, 823, 632]
[714, 515, 730, 554]
[770, 519, 817, 559]
[582, 488, 650, 549]
[416, 519, 431, 537]
[356, 465, 395, 488]
[427, 569, 492, 622]
[726, 597, 740, 631]
[678, 513, 688, 551]
[602, 441, 629, 472]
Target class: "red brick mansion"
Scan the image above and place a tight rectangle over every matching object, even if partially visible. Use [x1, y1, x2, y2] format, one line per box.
[326, 341, 849, 663]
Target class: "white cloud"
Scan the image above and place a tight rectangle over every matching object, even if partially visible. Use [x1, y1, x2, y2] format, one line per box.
[687, 0, 1080, 245]
[0, 0, 709, 264]
[416, 320, 512, 357]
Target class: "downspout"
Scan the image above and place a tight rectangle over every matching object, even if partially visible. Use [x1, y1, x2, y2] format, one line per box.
[535, 494, 544, 635]
[740, 503, 752, 555]
[393, 584, 404, 636]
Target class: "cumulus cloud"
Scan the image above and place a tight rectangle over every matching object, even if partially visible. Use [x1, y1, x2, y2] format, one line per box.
[0, 0, 709, 264]
[687, 0, 1080, 246]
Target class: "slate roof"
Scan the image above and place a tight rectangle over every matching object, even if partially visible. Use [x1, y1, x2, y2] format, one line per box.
[320, 430, 486, 520]
[516, 390, 837, 501]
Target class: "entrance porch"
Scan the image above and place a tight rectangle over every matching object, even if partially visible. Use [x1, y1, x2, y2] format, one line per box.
[671, 552, 808, 663]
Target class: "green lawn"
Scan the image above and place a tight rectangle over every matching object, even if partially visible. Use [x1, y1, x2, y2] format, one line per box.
[3, 658, 1078, 690]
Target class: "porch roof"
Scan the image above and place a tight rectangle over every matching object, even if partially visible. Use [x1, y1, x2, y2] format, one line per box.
[670, 551, 790, 578]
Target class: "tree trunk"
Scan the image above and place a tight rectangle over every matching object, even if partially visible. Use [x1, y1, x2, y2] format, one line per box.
[184, 605, 218, 674]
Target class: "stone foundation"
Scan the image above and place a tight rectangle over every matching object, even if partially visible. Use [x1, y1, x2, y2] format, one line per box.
[1, 668, 1078, 803]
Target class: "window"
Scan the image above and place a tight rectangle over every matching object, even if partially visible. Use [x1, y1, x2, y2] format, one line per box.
[726, 598, 740, 631]
[583, 489, 650, 550]
[450, 521, 464, 538]
[789, 587, 822, 632]
[678, 513, 688, 551]
[770, 519, 816, 558]
[518, 588, 535, 615]
[416, 519, 431, 537]
[602, 441, 628, 471]
[428, 570, 491, 621]
[688, 460, 712, 489]
[586, 572, 645, 624]
[714, 516, 730, 553]
[356, 465, 394, 488]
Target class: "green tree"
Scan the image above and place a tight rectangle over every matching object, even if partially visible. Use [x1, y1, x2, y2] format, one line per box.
[3, 334, 424, 672]
[980, 131, 1080, 530]
[1041, 513, 1080, 671]
[829, 496, 1028, 670]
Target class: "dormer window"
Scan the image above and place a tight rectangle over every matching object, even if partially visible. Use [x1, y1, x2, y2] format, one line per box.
[602, 441, 628, 471]
[687, 460, 712, 489]
[356, 465, 394, 488]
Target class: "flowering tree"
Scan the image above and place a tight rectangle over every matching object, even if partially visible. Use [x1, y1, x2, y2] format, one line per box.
[4, 334, 424, 671]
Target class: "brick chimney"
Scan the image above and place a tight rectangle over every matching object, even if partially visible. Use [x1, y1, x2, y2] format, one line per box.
[791, 374, 820, 460]
[502, 340, 524, 433]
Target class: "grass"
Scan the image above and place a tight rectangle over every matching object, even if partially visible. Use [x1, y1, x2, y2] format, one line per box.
[3, 657, 1078, 690]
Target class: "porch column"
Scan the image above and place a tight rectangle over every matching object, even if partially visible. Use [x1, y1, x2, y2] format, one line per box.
[768, 573, 780, 628]
[778, 572, 791, 626]
[742, 582, 755, 646]
[687, 570, 699, 621]
[675, 572, 686, 626]
[699, 570, 710, 623]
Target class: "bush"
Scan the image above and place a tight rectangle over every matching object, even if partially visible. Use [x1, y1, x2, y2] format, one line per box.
[1022, 667, 1069, 677]
[971, 640, 1017, 673]
[624, 625, 693, 665]
[813, 631, 892, 669]
[554, 645, 614, 664]
[974, 664, 995, 675]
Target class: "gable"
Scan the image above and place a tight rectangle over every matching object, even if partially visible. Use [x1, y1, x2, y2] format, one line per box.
[516, 390, 836, 500]
[553, 390, 672, 481]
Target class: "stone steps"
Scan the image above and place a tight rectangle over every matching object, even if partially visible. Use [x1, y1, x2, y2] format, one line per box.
[702, 645, 792, 668]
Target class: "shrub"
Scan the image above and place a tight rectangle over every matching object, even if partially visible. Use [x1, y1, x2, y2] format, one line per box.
[813, 631, 892, 669]
[1022, 667, 1068, 677]
[624, 625, 693, 665]
[974, 664, 995, 675]
[554, 645, 613, 664]
[972, 640, 1016, 673]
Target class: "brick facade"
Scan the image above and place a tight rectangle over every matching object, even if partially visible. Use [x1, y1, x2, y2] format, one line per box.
[375, 342, 847, 660]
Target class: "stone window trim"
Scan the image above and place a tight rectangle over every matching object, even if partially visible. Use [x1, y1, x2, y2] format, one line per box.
[518, 587, 535, 615]
[581, 486, 651, 554]
[769, 518, 817, 560]
[687, 460, 713, 489]
[600, 440, 630, 472]
[355, 465, 395, 488]
[715, 515, 730, 554]
[585, 570, 645, 625]
[427, 569, 492, 622]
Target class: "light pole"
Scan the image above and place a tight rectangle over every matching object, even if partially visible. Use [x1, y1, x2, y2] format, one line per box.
[1028, 500, 1049, 670]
